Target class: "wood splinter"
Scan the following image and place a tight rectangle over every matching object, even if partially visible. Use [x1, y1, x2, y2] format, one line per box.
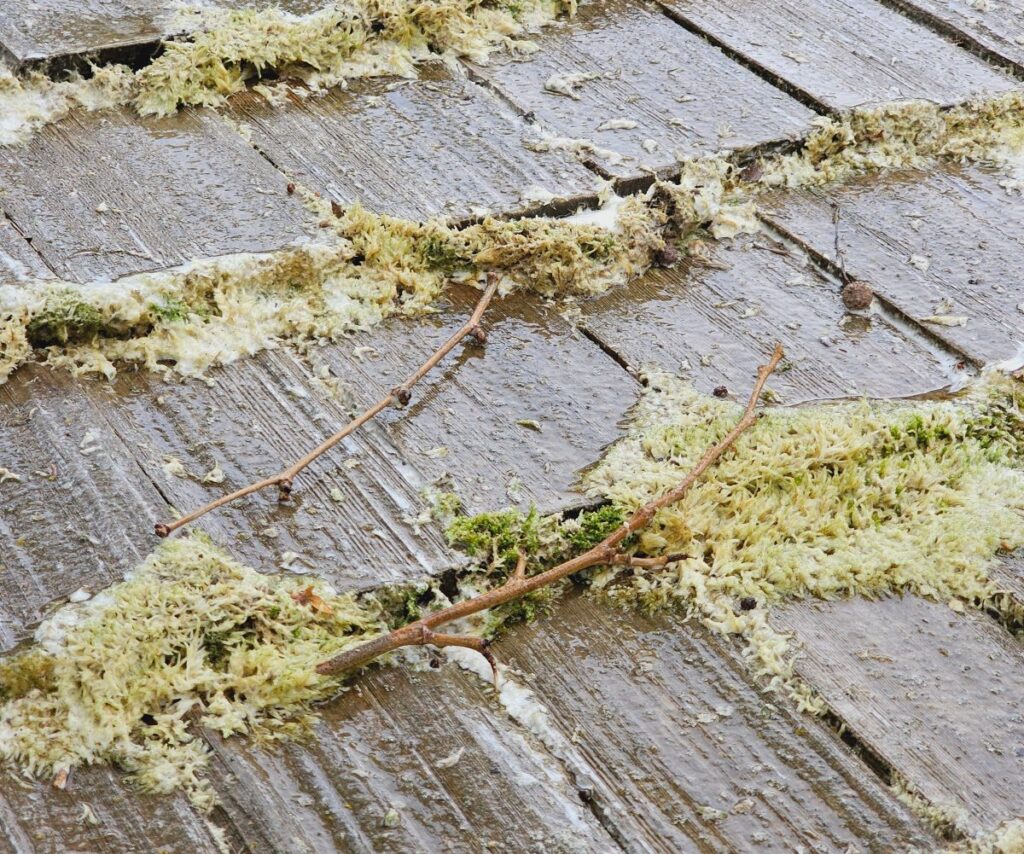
[154, 273, 501, 538]
[316, 344, 784, 679]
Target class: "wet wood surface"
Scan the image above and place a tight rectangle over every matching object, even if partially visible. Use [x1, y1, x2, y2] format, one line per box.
[659, 0, 1016, 112]
[0, 0, 326, 67]
[764, 163, 1024, 366]
[578, 232, 958, 404]
[0, 766, 240, 854]
[775, 594, 1024, 837]
[314, 283, 640, 516]
[0, 365, 170, 651]
[467, 0, 815, 182]
[495, 594, 935, 852]
[0, 0, 175, 66]
[0, 106, 310, 282]
[203, 663, 615, 853]
[887, 0, 1024, 71]
[0, 214, 51, 284]
[89, 350, 457, 591]
[226, 65, 599, 222]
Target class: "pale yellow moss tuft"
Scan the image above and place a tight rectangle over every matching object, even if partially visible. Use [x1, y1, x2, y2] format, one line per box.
[585, 371, 1024, 699]
[0, 538, 383, 809]
[0, 199, 664, 383]
[0, 0, 575, 143]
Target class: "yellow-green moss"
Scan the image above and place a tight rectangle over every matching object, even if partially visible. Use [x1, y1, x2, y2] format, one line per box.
[0, 198, 664, 383]
[0, 538, 384, 809]
[135, 0, 576, 116]
[5, 91, 1024, 387]
[584, 370, 1024, 695]
[0, 0, 575, 145]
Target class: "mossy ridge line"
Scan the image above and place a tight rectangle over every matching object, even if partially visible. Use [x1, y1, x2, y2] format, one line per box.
[1, 370, 1021, 821]
[0, 0, 576, 145]
[3, 91, 1024, 387]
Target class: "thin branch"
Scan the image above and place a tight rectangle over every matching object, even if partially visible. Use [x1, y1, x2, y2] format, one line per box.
[317, 343, 784, 677]
[610, 552, 688, 568]
[512, 549, 528, 581]
[155, 274, 501, 538]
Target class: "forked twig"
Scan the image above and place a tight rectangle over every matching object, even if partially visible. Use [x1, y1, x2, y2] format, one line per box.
[155, 274, 501, 538]
[317, 344, 785, 677]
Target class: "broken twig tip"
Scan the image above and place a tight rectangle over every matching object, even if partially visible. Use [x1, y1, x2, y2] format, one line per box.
[154, 522, 170, 539]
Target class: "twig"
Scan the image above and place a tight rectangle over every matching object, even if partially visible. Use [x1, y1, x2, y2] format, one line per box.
[832, 203, 849, 284]
[317, 344, 784, 677]
[154, 274, 500, 538]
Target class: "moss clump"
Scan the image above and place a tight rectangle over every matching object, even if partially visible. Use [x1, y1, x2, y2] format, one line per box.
[585, 370, 1024, 697]
[0, 538, 383, 810]
[133, 0, 577, 117]
[25, 291, 103, 347]
[0, 648, 56, 703]
[446, 506, 545, 574]
[566, 504, 625, 553]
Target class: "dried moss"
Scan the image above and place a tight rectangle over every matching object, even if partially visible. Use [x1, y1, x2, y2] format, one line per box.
[132, 0, 576, 117]
[0, 198, 664, 383]
[0, 648, 56, 703]
[4, 91, 1024, 385]
[584, 370, 1024, 699]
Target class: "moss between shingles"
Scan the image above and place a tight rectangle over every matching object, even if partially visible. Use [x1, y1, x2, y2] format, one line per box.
[1, 373, 1021, 812]
[4, 91, 1024, 387]
[584, 370, 1024, 702]
[0, 0, 576, 146]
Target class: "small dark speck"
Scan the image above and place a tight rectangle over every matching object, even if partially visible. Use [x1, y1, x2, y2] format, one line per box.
[739, 597, 757, 611]
[713, 385, 729, 398]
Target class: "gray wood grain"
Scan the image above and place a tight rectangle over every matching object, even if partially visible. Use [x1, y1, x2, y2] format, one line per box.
[764, 162, 1024, 366]
[314, 282, 641, 516]
[495, 594, 935, 852]
[0, 365, 168, 651]
[203, 663, 616, 853]
[0, 213, 52, 284]
[578, 232, 957, 404]
[466, 0, 816, 181]
[0, 105, 310, 282]
[226, 64, 599, 222]
[887, 0, 1024, 72]
[90, 350, 458, 591]
[0, 766, 240, 854]
[0, 0, 327, 67]
[660, 0, 1016, 112]
[775, 594, 1024, 836]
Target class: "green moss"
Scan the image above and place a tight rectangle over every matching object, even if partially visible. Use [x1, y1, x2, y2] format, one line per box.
[147, 296, 192, 323]
[586, 370, 1024, 698]
[567, 505, 625, 552]
[0, 649, 55, 703]
[446, 506, 543, 573]
[0, 539, 384, 810]
[25, 292, 103, 347]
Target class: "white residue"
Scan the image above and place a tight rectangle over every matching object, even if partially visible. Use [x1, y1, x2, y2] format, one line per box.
[595, 118, 638, 131]
[543, 72, 600, 99]
[444, 647, 568, 756]
[565, 194, 625, 231]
